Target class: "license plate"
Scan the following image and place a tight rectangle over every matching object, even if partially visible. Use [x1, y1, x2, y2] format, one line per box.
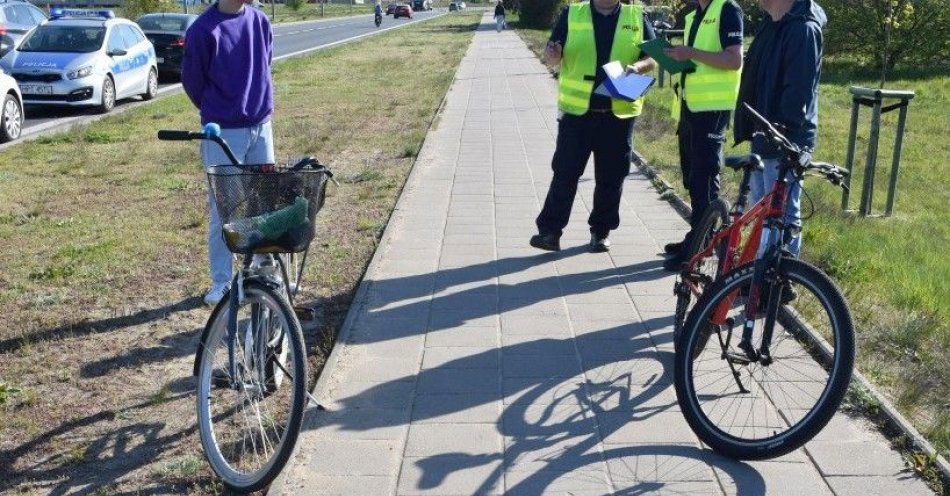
[157, 57, 164, 63]
[20, 84, 53, 95]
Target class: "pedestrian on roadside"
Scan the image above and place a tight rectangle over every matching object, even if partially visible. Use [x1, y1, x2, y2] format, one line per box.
[734, 0, 826, 257]
[530, 0, 657, 253]
[660, 0, 744, 271]
[181, 0, 275, 305]
[494, 1, 506, 32]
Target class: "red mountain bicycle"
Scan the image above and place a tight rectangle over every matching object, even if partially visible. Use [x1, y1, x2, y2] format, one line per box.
[671, 103, 855, 459]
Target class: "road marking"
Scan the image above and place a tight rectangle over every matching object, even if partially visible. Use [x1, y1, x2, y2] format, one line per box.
[273, 14, 443, 61]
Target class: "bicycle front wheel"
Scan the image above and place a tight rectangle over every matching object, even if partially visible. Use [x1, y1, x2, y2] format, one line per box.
[674, 259, 854, 459]
[196, 280, 307, 492]
[674, 198, 731, 348]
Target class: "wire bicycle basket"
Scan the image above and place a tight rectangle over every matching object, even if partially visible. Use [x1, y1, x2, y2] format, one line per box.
[207, 161, 332, 254]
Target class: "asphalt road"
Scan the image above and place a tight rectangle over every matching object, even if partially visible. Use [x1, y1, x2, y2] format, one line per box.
[17, 10, 443, 138]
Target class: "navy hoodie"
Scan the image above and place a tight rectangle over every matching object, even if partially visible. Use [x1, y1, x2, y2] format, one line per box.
[733, 0, 827, 158]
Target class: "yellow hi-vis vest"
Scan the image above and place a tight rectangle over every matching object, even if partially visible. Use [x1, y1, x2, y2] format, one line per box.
[671, 0, 741, 119]
[558, 2, 644, 118]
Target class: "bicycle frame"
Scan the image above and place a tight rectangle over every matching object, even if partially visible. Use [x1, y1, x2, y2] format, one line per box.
[683, 167, 792, 326]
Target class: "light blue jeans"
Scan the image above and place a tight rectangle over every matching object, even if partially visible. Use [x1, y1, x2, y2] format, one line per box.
[200, 121, 276, 287]
[748, 158, 803, 257]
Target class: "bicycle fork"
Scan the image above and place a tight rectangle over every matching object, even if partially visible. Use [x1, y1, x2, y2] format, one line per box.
[738, 224, 784, 365]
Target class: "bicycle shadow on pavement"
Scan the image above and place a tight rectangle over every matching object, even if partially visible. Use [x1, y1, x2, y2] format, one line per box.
[300, 311, 766, 494]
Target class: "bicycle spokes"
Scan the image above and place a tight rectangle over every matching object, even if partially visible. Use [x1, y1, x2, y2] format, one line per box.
[683, 267, 848, 444]
[201, 289, 300, 479]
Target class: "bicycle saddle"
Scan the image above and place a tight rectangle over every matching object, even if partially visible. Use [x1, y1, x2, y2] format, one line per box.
[724, 154, 764, 172]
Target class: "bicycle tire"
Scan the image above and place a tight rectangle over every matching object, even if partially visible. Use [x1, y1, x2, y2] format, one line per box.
[196, 280, 307, 492]
[674, 259, 855, 459]
[673, 198, 731, 349]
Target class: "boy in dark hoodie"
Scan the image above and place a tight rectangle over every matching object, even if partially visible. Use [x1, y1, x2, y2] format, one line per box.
[734, 0, 827, 257]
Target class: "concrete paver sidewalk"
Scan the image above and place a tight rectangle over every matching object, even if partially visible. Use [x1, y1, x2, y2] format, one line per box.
[272, 15, 933, 496]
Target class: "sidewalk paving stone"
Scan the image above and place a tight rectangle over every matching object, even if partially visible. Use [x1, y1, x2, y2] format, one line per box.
[272, 15, 934, 495]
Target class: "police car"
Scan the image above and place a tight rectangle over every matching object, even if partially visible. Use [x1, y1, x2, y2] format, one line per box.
[0, 8, 157, 113]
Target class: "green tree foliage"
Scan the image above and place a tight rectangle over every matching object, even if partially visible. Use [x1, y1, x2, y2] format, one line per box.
[285, 0, 307, 12]
[518, 0, 566, 28]
[122, 0, 177, 20]
[822, 0, 950, 72]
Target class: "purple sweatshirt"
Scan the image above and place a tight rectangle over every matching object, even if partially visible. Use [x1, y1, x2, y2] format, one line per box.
[181, 4, 274, 128]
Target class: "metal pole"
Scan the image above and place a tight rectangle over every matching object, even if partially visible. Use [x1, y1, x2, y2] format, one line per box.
[859, 97, 883, 216]
[272, 0, 276, 20]
[841, 97, 860, 210]
[884, 101, 909, 216]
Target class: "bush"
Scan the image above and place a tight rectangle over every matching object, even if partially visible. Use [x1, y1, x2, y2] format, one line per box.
[122, 0, 177, 20]
[286, 0, 306, 12]
[820, 0, 950, 72]
[518, 0, 566, 29]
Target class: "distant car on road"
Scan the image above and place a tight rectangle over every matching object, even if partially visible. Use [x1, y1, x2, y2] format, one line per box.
[0, 0, 48, 57]
[136, 13, 196, 78]
[385, 3, 397, 15]
[448, 1, 458, 10]
[0, 68, 23, 141]
[411, 0, 430, 11]
[393, 4, 413, 19]
[0, 9, 158, 113]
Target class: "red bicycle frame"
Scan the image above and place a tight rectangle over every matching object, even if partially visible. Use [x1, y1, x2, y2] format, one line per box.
[683, 179, 790, 324]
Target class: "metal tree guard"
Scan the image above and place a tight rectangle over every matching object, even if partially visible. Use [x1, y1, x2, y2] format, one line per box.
[841, 86, 915, 217]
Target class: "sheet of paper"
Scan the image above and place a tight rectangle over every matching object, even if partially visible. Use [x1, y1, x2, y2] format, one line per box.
[597, 61, 655, 101]
[603, 61, 625, 80]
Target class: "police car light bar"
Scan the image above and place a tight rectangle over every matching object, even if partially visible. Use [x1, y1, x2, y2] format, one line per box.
[49, 8, 115, 20]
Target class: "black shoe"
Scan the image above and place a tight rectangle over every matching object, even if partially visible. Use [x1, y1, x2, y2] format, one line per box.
[663, 254, 686, 272]
[589, 234, 610, 253]
[664, 241, 683, 255]
[530, 233, 561, 251]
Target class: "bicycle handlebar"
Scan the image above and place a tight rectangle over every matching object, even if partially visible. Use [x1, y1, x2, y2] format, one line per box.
[157, 123, 241, 167]
[157, 130, 205, 141]
[739, 103, 849, 189]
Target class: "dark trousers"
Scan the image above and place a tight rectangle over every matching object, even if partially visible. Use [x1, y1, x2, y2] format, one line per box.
[677, 106, 729, 236]
[536, 112, 636, 238]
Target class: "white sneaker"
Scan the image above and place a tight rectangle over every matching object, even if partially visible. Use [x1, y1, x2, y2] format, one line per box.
[204, 284, 230, 305]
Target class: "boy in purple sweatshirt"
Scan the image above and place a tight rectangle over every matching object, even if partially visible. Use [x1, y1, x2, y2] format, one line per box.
[182, 0, 275, 305]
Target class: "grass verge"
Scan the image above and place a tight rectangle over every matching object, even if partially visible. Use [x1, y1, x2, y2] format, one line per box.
[0, 11, 479, 494]
[514, 13, 949, 476]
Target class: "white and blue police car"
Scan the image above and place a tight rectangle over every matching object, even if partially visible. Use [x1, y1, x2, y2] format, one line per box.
[0, 8, 157, 113]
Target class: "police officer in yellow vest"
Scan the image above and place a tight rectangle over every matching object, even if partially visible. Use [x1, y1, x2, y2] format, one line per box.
[661, 0, 743, 271]
[530, 0, 656, 253]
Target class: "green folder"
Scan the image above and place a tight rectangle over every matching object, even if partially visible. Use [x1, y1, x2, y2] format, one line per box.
[639, 38, 696, 75]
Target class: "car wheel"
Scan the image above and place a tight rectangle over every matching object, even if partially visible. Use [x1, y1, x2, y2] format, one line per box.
[98, 76, 116, 114]
[143, 68, 158, 100]
[0, 93, 23, 143]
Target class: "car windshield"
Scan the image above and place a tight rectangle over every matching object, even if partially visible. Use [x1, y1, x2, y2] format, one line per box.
[137, 16, 189, 31]
[19, 25, 105, 53]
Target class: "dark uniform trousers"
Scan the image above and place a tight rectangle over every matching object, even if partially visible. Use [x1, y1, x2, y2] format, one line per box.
[536, 111, 636, 238]
[677, 106, 729, 235]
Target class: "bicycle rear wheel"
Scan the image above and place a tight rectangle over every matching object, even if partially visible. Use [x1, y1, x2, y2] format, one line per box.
[674, 198, 730, 349]
[196, 280, 307, 492]
[674, 259, 854, 459]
